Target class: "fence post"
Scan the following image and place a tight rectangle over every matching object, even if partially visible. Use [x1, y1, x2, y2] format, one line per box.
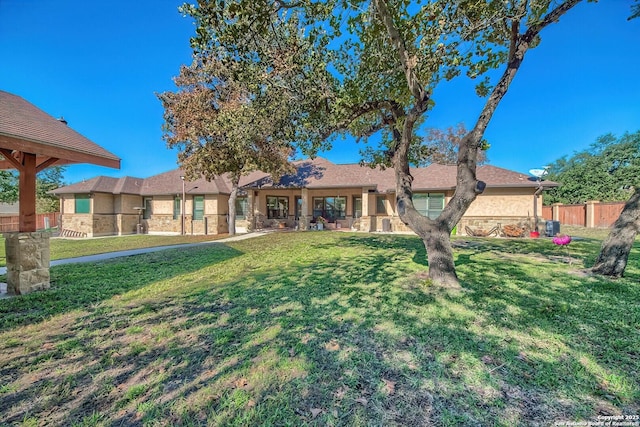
[585, 200, 598, 228]
[552, 203, 562, 222]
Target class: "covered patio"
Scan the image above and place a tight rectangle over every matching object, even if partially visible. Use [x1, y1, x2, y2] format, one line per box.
[0, 90, 120, 295]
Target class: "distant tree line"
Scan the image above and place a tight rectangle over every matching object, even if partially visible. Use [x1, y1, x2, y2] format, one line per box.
[0, 166, 65, 213]
[544, 131, 640, 205]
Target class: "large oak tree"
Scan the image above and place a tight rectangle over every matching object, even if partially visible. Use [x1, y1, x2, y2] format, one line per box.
[179, 0, 584, 285]
[159, 12, 333, 234]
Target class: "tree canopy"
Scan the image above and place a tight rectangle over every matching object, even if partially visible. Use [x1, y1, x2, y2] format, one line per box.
[0, 171, 18, 204]
[176, 0, 584, 284]
[158, 10, 338, 233]
[0, 166, 65, 213]
[408, 123, 489, 166]
[544, 131, 640, 205]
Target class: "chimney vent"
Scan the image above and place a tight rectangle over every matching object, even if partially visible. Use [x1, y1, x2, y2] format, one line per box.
[57, 116, 68, 125]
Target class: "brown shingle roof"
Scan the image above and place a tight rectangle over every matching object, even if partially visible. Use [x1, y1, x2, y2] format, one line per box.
[51, 176, 146, 195]
[52, 157, 557, 196]
[140, 169, 232, 196]
[0, 90, 120, 169]
[243, 158, 556, 192]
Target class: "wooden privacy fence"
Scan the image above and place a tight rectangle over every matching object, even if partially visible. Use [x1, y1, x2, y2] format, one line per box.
[594, 202, 625, 228]
[0, 213, 59, 233]
[542, 201, 625, 228]
[559, 204, 586, 226]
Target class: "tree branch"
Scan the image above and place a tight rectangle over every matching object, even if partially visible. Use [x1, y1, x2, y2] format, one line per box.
[321, 99, 403, 140]
[472, 0, 582, 138]
[372, 0, 428, 105]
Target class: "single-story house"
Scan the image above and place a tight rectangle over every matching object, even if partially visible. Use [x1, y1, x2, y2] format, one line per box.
[51, 157, 556, 237]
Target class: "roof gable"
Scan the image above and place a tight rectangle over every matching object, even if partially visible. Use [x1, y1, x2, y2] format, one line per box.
[0, 90, 120, 169]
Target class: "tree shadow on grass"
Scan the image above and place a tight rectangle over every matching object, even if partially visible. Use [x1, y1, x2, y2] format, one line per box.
[0, 232, 638, 426]
[0, 244, 243, 331]
[454, 240, 640, 408]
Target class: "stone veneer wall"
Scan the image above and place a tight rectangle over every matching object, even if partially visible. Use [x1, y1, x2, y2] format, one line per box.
[60, 214, 94, 237]
[4, 232, 50, 295]
[92, 214, 117, 237]
[367, 215, 533, 235]
[458, 216, 532, 235]
[117, 214, 140, 235]
[144, 214, 182, 234]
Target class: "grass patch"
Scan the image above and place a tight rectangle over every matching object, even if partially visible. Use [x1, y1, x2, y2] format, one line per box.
[0, 234, 230, 267]
[0, 231, 638, 425]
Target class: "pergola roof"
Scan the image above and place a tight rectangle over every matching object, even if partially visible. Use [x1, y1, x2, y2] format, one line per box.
[0, 90, 120, 170]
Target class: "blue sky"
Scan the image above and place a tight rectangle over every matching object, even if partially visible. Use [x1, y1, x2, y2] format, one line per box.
[1, 0, 639, 185]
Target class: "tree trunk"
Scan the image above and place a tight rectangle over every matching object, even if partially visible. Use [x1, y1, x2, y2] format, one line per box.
[227, 175, 240, 236]
[422, 222, 459, 287]
[392, 114, 464, 287]
[591, 187, 640, 277]
[378, 0, 582, 287]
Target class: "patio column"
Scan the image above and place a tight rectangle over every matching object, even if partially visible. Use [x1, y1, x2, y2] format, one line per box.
[359, 187, 372, 232]
[247, 190, 256, 231]
[300, 188, 310, 231]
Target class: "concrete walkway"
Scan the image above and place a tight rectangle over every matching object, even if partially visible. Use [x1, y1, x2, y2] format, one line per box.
[0, 231, 271, 294]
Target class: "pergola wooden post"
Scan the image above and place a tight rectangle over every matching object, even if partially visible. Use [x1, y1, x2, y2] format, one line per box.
[1, 90, 120, 295]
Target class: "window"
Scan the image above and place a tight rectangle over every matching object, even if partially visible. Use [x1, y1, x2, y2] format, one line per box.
[143, 197, 152, 219]
[376, 195, 386, 214]
[193, 196, 204, 220]
[413, 193, 445, 219]
[295, 196, 302, 219]
[75, 194, 90, 213]
[235, 197, 248, 219]
[173, 197, 181, 220]
[267, 196, 289, 219]
[313, 197, 346, 221]
[353, 197, 362, 218]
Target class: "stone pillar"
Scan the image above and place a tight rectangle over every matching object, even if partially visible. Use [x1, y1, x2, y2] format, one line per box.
[4, 232, 51, 295]
[585, 200, 598, 229]
[300, 188, 310, 231]
[247, 191, 257, 231]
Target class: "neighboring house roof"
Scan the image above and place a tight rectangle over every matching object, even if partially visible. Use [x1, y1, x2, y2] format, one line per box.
[51, 157, 558, 196]
[0, 90, 120, 169]
[0, 202, 19, 214]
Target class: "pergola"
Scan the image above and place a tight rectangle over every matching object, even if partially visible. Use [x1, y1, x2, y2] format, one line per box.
[0, 90, 120, 294]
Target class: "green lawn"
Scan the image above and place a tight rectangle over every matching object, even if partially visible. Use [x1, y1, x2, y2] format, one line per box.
[0, 231, 638, 426]
[0, 234, 229, 267]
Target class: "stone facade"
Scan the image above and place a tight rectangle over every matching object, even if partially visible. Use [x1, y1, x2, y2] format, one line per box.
[52, 163, 545, 238]
[3, 232, 50, 295]
[144, 214, 182, 234]
[458, 216, 533, 236]
[60, 214, 93, 237]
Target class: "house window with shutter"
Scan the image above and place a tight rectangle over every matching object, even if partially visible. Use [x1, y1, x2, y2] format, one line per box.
[173, 197, 181, 220]
[267, 196, 288, 219]
[193, 196, 204, 220]
[143, 197, 152, 219]
[75, 194, 90, 214]
[235, 197, 248, 219]
[376, 195, 387, 214]
[413, 193, 445, 219]
[312, 197, 346, 221]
